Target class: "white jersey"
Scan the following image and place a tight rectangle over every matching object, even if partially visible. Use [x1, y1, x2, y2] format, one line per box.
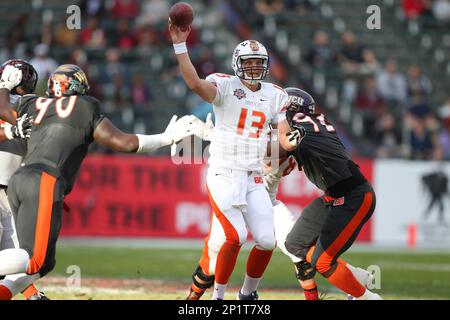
[206, 73, 288, 172]
[0, 95, 26, 186]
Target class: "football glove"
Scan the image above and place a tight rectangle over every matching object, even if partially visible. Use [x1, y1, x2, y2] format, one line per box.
[263, 171, 282, 206]
[3, 113, 33, 140]
[163, 114, 199, 145]
[189, 113, 214, 141]
[0, 65, 23, 91]
[263, 156, 296, 206]
[286, 125, 306, 148]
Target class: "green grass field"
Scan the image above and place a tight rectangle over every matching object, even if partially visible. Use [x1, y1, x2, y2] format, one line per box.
[27, 243, 450, 300]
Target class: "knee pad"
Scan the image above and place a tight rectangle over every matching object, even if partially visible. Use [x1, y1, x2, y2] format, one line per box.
[294, 259, 317, 281]
[192, 265, 215, 290]
[315, 260, 335, 276]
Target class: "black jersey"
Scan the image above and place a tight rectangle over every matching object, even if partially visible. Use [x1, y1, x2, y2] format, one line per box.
[289, 113, 366, 197]
[14, 94, 104, 195]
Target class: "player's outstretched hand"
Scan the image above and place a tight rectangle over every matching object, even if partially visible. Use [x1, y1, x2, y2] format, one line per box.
[163, 114, 199, 144]
[168, 22, 191, 44]
[3, 113, 34, 140]
[189, 113, 214, 141]
[286, 125, 306, 148]
[0, 65, 22, 91]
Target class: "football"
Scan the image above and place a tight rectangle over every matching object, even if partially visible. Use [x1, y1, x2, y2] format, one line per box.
[169, 2, 194, 31]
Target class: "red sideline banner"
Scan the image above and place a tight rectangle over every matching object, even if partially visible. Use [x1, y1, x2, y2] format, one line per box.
[62, 155, 373, 242]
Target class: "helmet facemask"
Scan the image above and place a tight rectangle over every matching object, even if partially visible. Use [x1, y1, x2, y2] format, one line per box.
[286, 97, 315, 116]
[236, 55, 269, 85]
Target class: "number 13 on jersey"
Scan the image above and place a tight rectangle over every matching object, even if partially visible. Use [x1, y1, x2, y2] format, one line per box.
[236, 108, 266, 138]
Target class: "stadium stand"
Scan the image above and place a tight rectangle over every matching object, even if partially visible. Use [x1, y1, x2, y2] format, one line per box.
[0, 0, 448, 158]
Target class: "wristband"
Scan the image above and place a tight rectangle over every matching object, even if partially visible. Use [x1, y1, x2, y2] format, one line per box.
[136, 133, 173, 153]
[173, 42, 188, 55]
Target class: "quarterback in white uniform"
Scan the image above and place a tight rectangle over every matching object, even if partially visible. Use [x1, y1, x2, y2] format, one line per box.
[169, 23, 300, 300]
[0, 59, 47, 300]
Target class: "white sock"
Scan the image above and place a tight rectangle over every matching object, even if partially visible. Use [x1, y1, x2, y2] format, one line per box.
[355, 288, 382, 300]
[212, 282, 227, 300]
[347, 264, 371, 287]
[0, 249, 29, 275]
[0, 273, 40, 297]
[241, 274, 261, 295]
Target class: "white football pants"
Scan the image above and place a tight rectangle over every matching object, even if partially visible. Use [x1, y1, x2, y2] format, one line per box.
[200, 166, 276, 275]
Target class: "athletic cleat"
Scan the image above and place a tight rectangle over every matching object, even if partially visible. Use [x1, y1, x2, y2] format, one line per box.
[348, 268, 375, 300]
[28, 292, 50, 300]
[349, 291, 383, 300]
[370, 293, 383, 300]
[237, 290, 259, 300]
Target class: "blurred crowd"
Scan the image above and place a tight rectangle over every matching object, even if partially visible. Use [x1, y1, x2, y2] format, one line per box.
[305, 28, 445, 161]
[0, 0, 448, 160]
[0, 0, 215, 118]
[251, 0, 450, 22]
[243, 0, 450, 160]
[402, 0, 450, 21]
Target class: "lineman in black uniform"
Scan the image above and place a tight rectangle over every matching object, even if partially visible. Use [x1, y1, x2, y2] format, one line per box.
[0, 59, 50, 300]
[278, 87, 381, 300]
[0, 64, 200, 300]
